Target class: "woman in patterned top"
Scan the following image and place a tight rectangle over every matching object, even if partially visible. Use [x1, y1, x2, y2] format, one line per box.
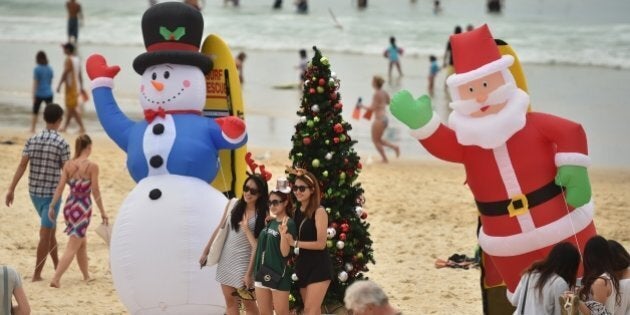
[200, 173, 268, 315]
[48, 134, 108, 288]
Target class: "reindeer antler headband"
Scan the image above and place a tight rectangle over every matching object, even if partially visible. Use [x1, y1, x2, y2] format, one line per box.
[285, 166, 315, 186]
[246, 152, 272, 181]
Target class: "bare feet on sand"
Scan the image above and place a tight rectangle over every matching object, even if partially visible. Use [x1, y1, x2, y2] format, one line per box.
[50, 281, 60, 288]
[31, 275, 44, 282]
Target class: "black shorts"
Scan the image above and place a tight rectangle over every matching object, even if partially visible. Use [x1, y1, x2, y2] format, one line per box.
[68, 17, 79, 39]
[33, 96, 53, 114]
[295, 250, 333, 288]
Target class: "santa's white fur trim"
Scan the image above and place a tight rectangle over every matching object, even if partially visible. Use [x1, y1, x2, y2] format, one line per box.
[409, 112, 441, 140]
[223, 131, 246, 144]
[478, 200, 594, 256]
[91, 77, 114, 89]
[447, 55, 514, 90]
[555, 153, 591, 167]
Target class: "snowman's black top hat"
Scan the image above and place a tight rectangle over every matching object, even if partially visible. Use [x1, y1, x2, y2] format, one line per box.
[133, 2, 212, 75]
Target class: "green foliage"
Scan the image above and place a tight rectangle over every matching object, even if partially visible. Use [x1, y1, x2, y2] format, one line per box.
[288, 47, 375, 308]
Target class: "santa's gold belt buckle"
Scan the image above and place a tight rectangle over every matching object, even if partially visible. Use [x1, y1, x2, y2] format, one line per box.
[507, 194, 529, 217]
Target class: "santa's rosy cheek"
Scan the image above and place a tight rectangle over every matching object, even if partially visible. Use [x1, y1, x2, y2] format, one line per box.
[141, 85, 145, 92]
[183, 80, 191, 88]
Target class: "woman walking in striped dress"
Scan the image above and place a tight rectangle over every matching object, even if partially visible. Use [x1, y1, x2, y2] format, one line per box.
[200, 173, 269, 315]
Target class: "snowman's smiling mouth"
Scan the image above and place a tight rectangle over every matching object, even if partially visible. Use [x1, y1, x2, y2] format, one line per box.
[142, 87, 186, 105]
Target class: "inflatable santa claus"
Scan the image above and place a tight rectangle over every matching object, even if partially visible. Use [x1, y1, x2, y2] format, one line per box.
[390, 24, 597, 294]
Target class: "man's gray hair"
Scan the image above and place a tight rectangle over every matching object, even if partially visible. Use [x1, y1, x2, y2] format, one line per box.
[344, 280, 389, 312]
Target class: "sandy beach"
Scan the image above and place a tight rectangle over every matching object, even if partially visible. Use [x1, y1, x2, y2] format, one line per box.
[0, 127, 629, 314]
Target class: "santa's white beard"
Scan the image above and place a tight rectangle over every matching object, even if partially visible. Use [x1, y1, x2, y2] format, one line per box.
[448, 87, 530, 149]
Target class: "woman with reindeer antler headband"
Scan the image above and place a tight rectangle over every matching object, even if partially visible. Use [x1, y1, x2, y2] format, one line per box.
[199, 152, 271, 313]
[282, 167, 333, 315]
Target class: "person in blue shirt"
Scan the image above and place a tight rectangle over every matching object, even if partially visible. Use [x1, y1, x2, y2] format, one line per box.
[384, 36, 403, 81]
[32, 51, 54, 133]
[428, 55, 440, 97]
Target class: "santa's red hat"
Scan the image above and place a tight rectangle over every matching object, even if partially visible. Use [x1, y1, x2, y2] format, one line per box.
[446, 24, 514, 91]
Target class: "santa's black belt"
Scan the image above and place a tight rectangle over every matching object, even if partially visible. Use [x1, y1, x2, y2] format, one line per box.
[475, 180, 563, 217]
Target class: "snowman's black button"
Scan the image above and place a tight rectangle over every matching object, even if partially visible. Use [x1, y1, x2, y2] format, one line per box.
[153, 123, 165, 135]
[150, 155, 163, 168]
[149, 188, 162, 200]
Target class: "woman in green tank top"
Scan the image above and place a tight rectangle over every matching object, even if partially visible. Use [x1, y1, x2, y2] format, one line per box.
[253, 178, 297, 315]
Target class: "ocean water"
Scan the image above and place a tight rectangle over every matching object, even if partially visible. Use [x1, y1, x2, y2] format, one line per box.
[1, 0, 629, 168]
[1, 0, 629, 69]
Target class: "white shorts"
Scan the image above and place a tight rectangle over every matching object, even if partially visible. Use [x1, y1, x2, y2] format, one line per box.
[254, 281, 279, 292]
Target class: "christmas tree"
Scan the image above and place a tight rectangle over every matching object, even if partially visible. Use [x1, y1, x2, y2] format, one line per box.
[288, 47, 375, 308]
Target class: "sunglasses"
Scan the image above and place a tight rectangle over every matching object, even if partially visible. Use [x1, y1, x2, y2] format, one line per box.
[243, 186, 259, 195]
[292, 185, 310, 193]
[269, 199, 285, 207]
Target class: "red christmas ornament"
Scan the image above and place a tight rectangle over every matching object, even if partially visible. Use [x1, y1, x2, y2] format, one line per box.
[357, 162, 363, 169]
[360, 210, 368, 220]
[333, 137, 340, 144]
[341, 223, 350, 232]
[339, 233, 347, 241]
[347, 170, 354, 177]
[309, 88, 316, 94]
[318, 78, 326, 86]
[334, 102, 343, 110]
[333, 123, 344, 134]
[331, 93, 338, 100]
[303, 137, 312, 145]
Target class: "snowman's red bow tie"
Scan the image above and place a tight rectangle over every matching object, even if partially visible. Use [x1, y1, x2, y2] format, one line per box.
[144, 107, 202, 123]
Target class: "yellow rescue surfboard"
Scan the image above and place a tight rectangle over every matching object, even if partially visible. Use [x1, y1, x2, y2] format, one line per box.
[201, 34, 247, 198]
[496, 39, 531, 111]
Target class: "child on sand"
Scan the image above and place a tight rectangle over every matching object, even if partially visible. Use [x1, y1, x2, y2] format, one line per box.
[235, 51, 246, 84]
[384, 36, 403, 80]
[297, 49, 308, 87]
[428, 55, 440, 97]
[359, 76, 400, 163]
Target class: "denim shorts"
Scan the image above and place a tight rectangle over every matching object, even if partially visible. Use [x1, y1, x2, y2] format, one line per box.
[30, 195, 61, 228]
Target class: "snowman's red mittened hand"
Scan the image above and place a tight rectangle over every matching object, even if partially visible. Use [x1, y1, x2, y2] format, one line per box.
[216, 116, 246, 140]
[86, 54, 120, 80]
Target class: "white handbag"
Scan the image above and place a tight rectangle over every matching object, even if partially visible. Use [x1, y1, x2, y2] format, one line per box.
[206, 198, 236, 266]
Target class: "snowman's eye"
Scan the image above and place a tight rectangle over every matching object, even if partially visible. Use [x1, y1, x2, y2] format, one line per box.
[468, 87, 474, 93]
[482, 81, 488, 88]
[163, 71, 170, 79]
[151, 72, 157, 80]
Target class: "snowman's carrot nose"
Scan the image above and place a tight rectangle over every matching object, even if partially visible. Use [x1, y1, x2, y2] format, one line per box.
[151, 80, 165, 91]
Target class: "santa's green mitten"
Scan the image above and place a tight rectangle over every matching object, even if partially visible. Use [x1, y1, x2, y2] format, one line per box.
[555, 165, 592, 208]
[390, 91, 433, 129]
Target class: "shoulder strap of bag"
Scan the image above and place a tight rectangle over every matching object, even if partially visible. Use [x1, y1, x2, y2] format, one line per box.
[220, 198, 235, 229]
[3, 266, 11, 315]
[521, 273, 531, 315]
[259, 221, 272, 265]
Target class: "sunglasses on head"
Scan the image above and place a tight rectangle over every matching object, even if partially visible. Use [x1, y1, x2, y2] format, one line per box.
[243, 186, 259, 195]
[292, 185, 310, 193]
[269, 199, 285, 207]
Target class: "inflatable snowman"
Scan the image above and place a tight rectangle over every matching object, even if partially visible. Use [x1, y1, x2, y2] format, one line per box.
[86, 3, 246, 314]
